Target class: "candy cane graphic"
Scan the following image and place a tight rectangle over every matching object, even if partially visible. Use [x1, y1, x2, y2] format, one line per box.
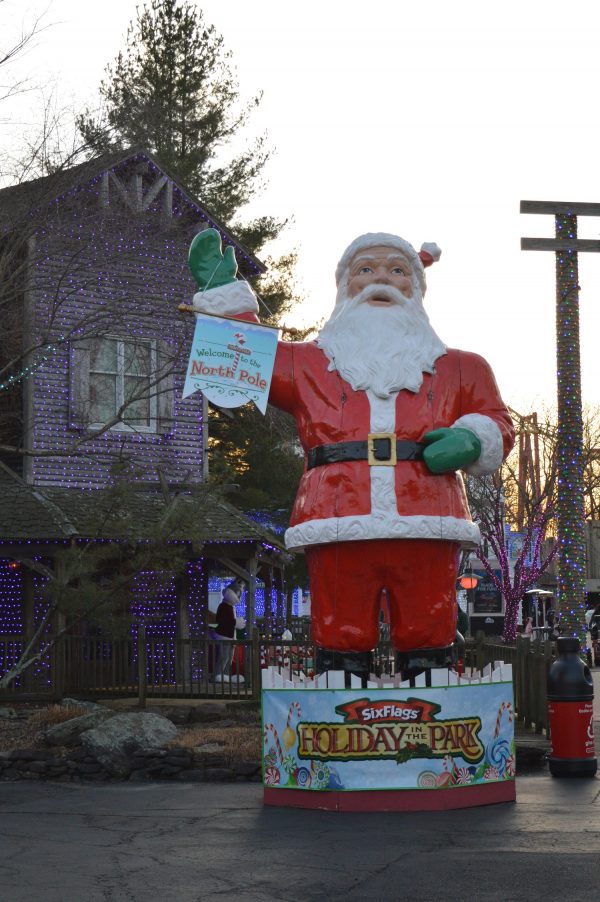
[264, 723, 284, 764]
[282, 701, 301, 752]
[231, 331, 246, 378]
[494, 701, 514, 738]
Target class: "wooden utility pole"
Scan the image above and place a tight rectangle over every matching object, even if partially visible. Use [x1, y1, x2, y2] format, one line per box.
[521, 200, 600, 643]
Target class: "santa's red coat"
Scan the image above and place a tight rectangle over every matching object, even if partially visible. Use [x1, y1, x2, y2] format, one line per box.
[267, 340, 514, 552]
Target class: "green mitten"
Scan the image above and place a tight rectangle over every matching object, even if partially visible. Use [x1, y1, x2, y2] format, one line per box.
[188, 228, 238, 291]
[422, 427, 481, 474]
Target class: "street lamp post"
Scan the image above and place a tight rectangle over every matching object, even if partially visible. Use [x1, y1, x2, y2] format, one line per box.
[458, 569, 480, 637]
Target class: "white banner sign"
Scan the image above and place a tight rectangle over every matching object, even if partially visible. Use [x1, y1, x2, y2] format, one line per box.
[183, 314, 280, 414]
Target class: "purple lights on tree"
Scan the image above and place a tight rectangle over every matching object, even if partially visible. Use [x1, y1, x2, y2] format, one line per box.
[474, 486, 558, 643]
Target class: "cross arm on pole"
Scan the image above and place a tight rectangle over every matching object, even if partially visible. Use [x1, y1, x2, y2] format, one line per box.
[521, 200, 600, 216]
[520, 200, 600, 253]
[521, 238, 600, 252]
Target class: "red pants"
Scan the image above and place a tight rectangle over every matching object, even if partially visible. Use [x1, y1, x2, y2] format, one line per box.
[305, 539, 460, 652]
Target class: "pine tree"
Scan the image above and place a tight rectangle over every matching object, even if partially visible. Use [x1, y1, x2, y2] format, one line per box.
[79, 0, 316, 568]
[79, 0, 272, 245]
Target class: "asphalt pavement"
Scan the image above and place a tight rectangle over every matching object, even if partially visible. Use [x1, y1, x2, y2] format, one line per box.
[0, 667, 598, 901]
[1, 774, 600, 902]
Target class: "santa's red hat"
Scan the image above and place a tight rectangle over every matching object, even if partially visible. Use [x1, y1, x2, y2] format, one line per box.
[335, 233, 441, 294]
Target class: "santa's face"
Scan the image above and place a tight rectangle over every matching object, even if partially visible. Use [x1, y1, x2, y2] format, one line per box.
[316, 244, 446, 398]
[346, 245, 413, 305]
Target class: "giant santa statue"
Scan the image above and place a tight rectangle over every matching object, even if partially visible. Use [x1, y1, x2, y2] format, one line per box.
[189, 230, 515, 675]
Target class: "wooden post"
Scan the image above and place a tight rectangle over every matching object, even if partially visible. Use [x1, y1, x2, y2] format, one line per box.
[554, 213, 586, 639]
[21, 568, 35, 692]
[521, 200, 600, 644]
[263, 566, 274, 637]
[285, 581, 293, 629]
[175, 570, 190, 692]
[251, 627, 261, 701]
[246, 555, 258, 634]
[137, 625, 147, 709]
[52, 635, 65, 702]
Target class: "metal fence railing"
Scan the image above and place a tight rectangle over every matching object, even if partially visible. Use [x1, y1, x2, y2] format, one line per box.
[466, 632, 556, 734]
[1, 630, 558, 726]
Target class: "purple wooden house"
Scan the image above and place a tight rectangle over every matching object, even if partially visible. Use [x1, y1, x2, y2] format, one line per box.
[0, 149, 289, 693]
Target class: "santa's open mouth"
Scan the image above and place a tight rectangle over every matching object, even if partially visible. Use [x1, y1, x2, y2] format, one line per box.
[367, 295, 393, 306]
[352, 284, 410, 308]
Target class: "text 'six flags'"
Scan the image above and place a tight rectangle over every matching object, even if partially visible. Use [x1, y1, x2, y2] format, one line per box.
[335, 697, 442, 725]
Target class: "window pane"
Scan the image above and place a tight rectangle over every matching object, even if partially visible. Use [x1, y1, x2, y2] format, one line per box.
[90, 374, 117, 423]
[124, 376, 150, 426]
[123, 342, 151, 377]
[90, 338, 118, 373]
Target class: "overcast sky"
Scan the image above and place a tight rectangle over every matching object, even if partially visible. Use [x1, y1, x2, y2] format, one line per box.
[4, 0, 600, 413]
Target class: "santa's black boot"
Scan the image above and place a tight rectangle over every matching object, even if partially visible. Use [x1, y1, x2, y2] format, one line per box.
[316, 648, 373, 688]
[395, 642, 458, 685]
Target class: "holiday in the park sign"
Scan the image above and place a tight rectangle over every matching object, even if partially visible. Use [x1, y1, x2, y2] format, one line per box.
[262, 684, 515, 793]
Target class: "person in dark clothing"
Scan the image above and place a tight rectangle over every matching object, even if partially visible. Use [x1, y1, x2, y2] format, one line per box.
[212, 580, 246, 680]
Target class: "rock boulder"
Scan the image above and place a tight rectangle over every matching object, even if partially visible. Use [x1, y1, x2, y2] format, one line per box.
[81, 712, 178, 777]
[44, 709, 115, 747]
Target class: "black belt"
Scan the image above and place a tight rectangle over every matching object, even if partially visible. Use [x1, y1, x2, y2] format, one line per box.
[307, 434, 425, 469]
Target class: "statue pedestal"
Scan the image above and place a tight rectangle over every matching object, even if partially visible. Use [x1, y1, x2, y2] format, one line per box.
[265, 780, 515, 811]
[261, 668, 516, 812]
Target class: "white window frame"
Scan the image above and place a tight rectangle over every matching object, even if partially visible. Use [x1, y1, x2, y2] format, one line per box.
[89, 336, 158, 434]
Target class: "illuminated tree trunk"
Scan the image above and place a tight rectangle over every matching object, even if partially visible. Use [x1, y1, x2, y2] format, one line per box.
[555, 212, 587, 643]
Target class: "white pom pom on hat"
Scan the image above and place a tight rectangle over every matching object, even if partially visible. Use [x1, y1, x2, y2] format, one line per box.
[335, 233, 441, 289]
[419, 242, 442, 268]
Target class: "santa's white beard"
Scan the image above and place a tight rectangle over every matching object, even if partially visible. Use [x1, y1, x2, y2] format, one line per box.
[316, 284, 447, 398]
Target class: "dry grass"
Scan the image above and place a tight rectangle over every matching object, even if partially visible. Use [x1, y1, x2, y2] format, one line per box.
[170, 725, 260, 763]
[26, 704, 84, 731]
[0, 704, 86, 753]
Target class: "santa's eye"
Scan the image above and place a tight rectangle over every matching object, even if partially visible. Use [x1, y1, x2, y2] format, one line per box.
[358, 266, 373, 274]
[392, 267, 407, 275]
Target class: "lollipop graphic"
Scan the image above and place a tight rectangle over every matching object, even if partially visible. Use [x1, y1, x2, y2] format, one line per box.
[417, 770, 438, 788]
[295, 766, 312, 788]
[264, 765, 281, 785]
[282, 701, 301, 752]
[485, 701, 515, 777]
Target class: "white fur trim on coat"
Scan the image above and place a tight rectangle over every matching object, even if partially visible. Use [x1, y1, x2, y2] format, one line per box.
[285, 513, 481, 553]
[451, 413, 504, 476]
[192, 280, 259, 317]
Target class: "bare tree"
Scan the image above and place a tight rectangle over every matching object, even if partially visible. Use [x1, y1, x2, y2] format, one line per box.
[467, 475, 558, 642]
[499, 404, 600, 529]
[0, 1, 47, 105]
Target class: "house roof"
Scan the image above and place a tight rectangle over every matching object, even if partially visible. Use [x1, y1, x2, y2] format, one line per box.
[0, 465, 284, 551]
[0, 465, 78, 541]
[0, 147, 265, 275]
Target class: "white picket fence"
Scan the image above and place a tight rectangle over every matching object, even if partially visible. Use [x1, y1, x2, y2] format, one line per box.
[262, 661, 512, 690]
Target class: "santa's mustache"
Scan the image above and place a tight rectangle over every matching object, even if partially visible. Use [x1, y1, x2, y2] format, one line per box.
[345, 283, 413, 309]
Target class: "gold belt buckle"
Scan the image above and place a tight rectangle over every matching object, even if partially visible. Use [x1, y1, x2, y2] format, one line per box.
[367, 433, 397, 466]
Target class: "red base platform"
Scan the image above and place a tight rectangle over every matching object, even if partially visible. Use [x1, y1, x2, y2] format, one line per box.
[264, 781, 516, 812]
